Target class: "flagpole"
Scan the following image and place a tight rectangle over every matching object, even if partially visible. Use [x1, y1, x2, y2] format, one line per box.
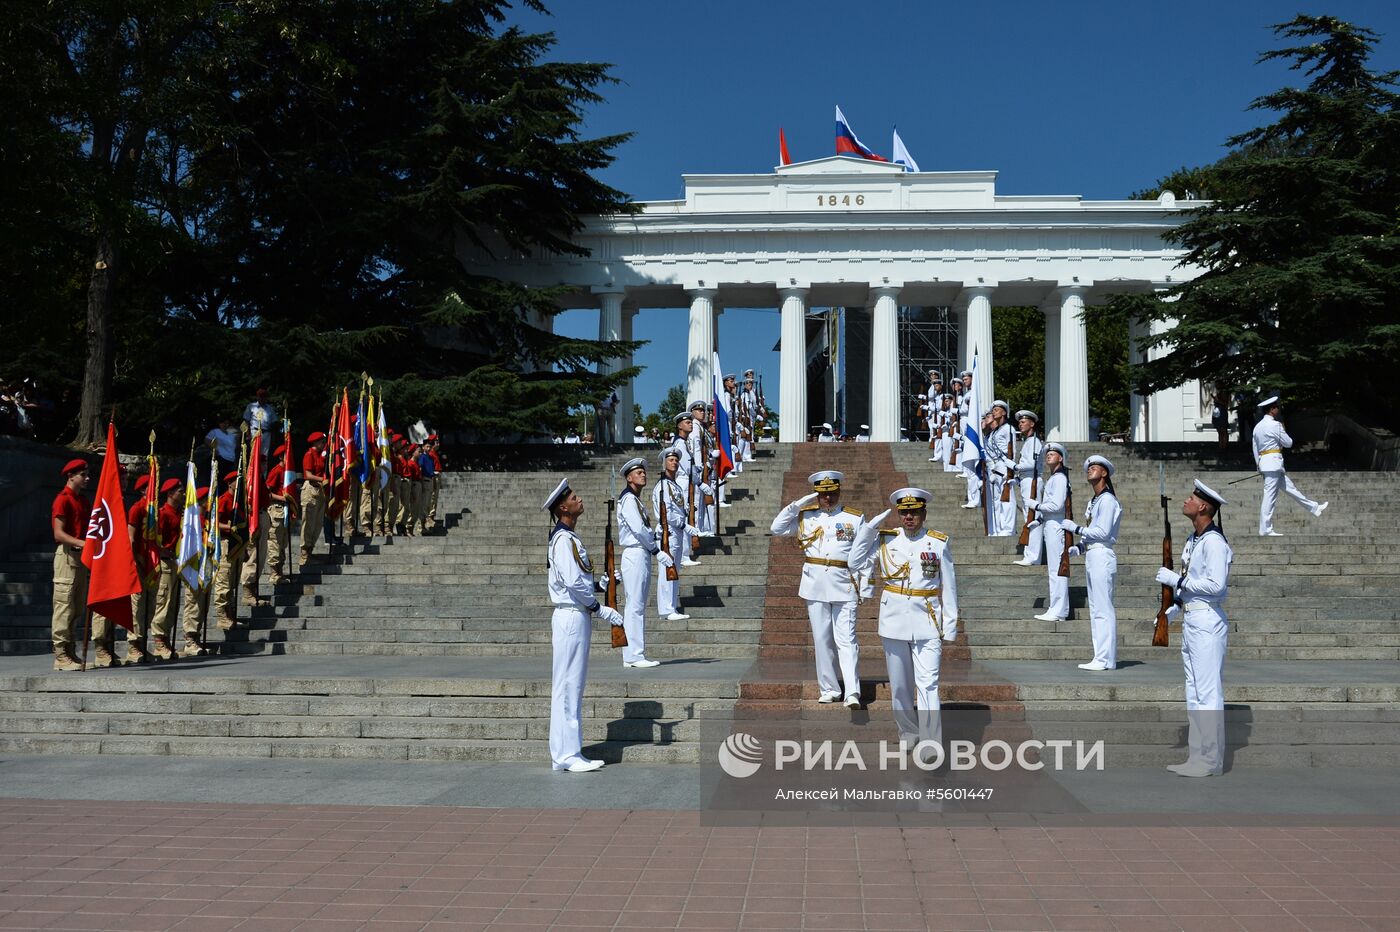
[80, 609, 92, 673]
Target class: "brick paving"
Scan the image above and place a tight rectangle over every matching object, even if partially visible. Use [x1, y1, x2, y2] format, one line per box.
[1, 800, 1398, 930]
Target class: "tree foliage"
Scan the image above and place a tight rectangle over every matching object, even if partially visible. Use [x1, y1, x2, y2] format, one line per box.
[0, 0, 640, 446]
[992, 306, 1129, 436]
[1098, 15, 1400, 424]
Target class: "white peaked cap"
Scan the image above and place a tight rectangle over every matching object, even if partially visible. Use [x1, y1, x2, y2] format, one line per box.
[1193, 479, 1228, 508]
[1083, 454, 1115, 477]
[542, 478, 570, 512]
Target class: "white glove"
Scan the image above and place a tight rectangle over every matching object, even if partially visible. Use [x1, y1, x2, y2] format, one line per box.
[794, 491, 820, 509]
[1162, 603, 1182, 624]
[685, 525, 700, 538]
[1067, 545, 1082, 558]
[868, 508, 892, 527]
[700, 483, 713, 495]
[1024, 499, 1039, 509]
[1027, 519, 1042, 531]
[598, 606, 623, 626]
[1065, 523, 1080, 535]
[709, 449, 720, 460]
[658, 551, 674, 569]
[1155, 567, 1181, 588]
[613, 569, 622, 584]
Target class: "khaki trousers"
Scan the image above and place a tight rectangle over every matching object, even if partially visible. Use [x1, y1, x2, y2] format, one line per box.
[212, 551, 243, 622]
[128, 566, 156, 645]
[414, 480, 430, 529]
[357, 480, 375, 533]
[242, 514, 267, 594]
[180, 581, 210, 636]
[375, 477, 392, 533]
[50, 545, 89, 654]
[266, 503, 290, 577]
[429, 476, 440, 523]
[300, 483, 327, 561]
[149, 558, 180, 640]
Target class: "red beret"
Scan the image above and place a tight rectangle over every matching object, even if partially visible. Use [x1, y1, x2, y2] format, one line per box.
[273, 444, 288, 456]
[427, 434, 439, 441]
[223, 471, 239, 483]
[307, 431, 326, 443]
[391, 433, 403, 441]
[195, 487, 210, 499]
[134, 475, 152, 492]
[61, 458, 88, 476]
[255, 387, 270, 397]
[160, 478, 182, 494]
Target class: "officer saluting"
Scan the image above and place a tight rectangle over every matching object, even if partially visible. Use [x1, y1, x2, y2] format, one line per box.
[770, 471, 864, 707]
[850, 488, 959, 749]
[543, 478, 624, 773]
[1155, 480, 1233, 777]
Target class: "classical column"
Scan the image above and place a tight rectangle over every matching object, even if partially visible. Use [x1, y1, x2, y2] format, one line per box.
[686, 287, 717, 406]
[596, 290, 626, 446]
[868, 285, 901, 442]
[955, 304, 969, 372]
[778, 286, 809, 443]
[1057, 285, 1090, 442]
[960, 285, 996, 406]
[618, 306, 637, 440]
[1042, 298, 1062, 440]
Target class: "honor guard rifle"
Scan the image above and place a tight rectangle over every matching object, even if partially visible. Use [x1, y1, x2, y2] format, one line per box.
[999, 429, 1015, 503]
[1153, 462, 1173, 647]
[1058, 477, 1073, 579]
[605, 474, 626, 648]
[1018, 438, 1040, 550]
[659, 486, 678, 582]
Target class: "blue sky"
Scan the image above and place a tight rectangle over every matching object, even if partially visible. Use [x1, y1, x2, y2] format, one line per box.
[511, 1, 1400, 414]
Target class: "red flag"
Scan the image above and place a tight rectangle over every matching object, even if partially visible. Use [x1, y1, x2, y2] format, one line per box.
[327, 388, 355, 519]
[82, 422, 141, 630]
[247, 430, 265, 537]
[779, 127, 792, 166]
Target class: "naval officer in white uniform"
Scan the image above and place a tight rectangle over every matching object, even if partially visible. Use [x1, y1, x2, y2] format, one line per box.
[1252, 396, 1328, 536]
[543, 479, 624, 773]
[1156, 480, 1234, 777]
[651, 448, 696, 621]
[616, 457, 662, 669]
[849, 488, 959, 749]
[1010, 410, 1045, 565]
[1028, 442, 1071, 622]
[1064, 455, 1121, 671]
[770, 470, 864, 708]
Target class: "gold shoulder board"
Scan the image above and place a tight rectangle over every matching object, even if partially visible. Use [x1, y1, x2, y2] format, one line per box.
[842, 506, 863, 517]
[879, 529, 897, 537]
[928, 529, 949, 541]
[798, 507, 819, 516]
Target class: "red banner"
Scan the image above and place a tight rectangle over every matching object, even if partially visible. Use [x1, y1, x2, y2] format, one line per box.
[82, 422, 141, 629]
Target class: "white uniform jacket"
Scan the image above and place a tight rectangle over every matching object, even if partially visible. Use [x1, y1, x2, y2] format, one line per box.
[1175, 526, 1233, 610]
[1015, 435, 1044, 481]
[849, 525, 959, 642]
[984, 424, 1014, 477]
[651, 476, 687, 536]
[1252, 414, 1291, 472]
[617, 489, 658, 554]
[1038, 470, 1069, 529]
[547, 525, 601, 612]
[1077, 490, 1122, 548]
[770, 503, 865, 603]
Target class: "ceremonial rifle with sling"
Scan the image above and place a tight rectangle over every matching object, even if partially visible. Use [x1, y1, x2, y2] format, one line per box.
[1017, 439, 1040, 548]
[659, 484, 678, 582]
[1057, 477, 1073, 578]
[999, 429, 1015, 503]
[950, 411, 960, 466]
[604, 475, 626, 648]
[1153, 462, 1172, 647]
[701, 422, 714, 506]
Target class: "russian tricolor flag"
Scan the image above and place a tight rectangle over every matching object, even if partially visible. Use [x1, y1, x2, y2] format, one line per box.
[835, 106, 887, 162]
[712, 352, 735, 481]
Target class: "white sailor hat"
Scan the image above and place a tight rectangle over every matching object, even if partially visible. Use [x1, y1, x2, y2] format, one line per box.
[688, 400, 706, 411]
[809, 470, 844, 491]
[960, 369, 973, 378]
[619, 457, 646, 477]
[660, 447, 680, 462]
[1256, 395, 1280, 408]
[860, 424, 870, 431]
[633, 425, 646, 434]
[1045, 441, 1067, 458]
[1015, 409, 1038, 422]
[1191, 479, 1228, 509]
[822, 422, 833, 430]
[889, 487, 931, 511]
[917, 393, 927, 400]
[950, 376, 963, 385]
[723, 372, 736, 381]
[542, 478, 571, 513]
[1083, 454, 1115, 477]
[899, 427, 908, 432]
[743, 368, 755, 377]
[990, 399, 1009, 413]
[673, 411, 693, 424]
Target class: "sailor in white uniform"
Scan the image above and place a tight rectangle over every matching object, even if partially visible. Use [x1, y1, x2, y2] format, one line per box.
[1011, 410, 1045, 565]
[855, 424, 871, 443]
[958, 394, 982, 509]
[651, 448, 696, 621]
[817, 422, 836, 442]
[543, 479, 624, 773]
[1064, 455, 1121, 671]
[984, 400, 1016, 536]
[940, 389, 959, 472]
[1252, 396, 1328, 536]
[616, 458, 662, 668]
[849, 487, 959, 749]
[686, 402, 716, 537]
[770, 470, 863, 708]
[1028, 442, 1071, 622]
[670, 412, 702, 565]
[1156, 480, 1234, 777]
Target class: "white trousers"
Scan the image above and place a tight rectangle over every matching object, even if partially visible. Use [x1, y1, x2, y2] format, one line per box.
[1017, 477, 1044, 563]
[676, 477, 697, 559]
[549, 608, 591, 769]
[620, 547, 651, 663]
[941, 436, 956, 471]
[990, 472, 1016, 536]
[1182, 606, 1228, 772]
[882, 636, 943, 746]
[1043, 523, 1070, 619]
[806, 600, 859, 698]
[964, 463, 981, 506]
[1084, 547, 1118, 668]
[656, 529, 683, 616]
[1259, 470, 1320, 534]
